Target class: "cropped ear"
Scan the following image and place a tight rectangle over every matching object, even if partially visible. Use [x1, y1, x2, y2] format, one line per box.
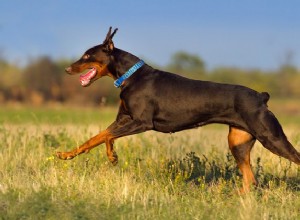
[104, 40, 115, 52]
[103, 27, 112, 43]
[110, 28, 118, 40]
[103, 27, 118, 52]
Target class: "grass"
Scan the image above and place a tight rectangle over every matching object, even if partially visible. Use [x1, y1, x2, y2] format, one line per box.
[0, 105, 300, 219]
[0, 105, 117, 125]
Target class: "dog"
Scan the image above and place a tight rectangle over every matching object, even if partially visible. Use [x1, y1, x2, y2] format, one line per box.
[56, 27, 300, 192]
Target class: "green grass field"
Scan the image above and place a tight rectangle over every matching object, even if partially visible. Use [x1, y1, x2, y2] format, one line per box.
[0, 103, 300, 219]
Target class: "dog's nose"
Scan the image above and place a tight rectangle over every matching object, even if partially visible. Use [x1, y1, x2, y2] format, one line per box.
[65, 67, 72, 73]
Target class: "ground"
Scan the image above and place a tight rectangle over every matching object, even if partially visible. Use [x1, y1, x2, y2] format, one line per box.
[0, 103, 300, 219]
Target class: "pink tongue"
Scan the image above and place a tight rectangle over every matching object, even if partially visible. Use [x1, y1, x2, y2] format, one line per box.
[80, 68, 96, 86]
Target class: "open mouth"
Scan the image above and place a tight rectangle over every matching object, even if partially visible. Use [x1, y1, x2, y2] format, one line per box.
[79, 68, 97, 86]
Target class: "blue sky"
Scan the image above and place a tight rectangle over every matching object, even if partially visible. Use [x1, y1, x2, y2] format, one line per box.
[0, 0, 300, 70]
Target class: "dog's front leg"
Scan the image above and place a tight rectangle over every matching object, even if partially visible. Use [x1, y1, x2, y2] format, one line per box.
[105, 135, 118, 165]
[56, 112, 152, 163]
[56, 129, 114, 160]
[103, 116, 152, 165]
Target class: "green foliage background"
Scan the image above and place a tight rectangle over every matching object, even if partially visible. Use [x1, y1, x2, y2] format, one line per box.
[1, 51, 300, 106]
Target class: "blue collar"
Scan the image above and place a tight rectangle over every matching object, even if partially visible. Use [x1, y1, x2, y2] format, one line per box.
[114, 60, 145, 88]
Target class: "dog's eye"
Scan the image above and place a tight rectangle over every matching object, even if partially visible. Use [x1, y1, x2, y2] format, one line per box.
[82, 54, 90, 60]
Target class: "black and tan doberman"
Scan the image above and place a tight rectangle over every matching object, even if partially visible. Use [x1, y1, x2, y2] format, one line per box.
[56, 27, 300, 192]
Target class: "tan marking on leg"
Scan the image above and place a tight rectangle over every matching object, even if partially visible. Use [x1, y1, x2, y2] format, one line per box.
[105, 137, 118, 165]
[56, 129, 113, 160]
[228, 127, 253, 146]
[238, 163, 257, 193]
[228, 127, 257, 193]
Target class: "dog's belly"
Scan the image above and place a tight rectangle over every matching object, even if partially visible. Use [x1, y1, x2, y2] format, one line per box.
[152, 110, 242, 133]
[153, 120, 206, 133]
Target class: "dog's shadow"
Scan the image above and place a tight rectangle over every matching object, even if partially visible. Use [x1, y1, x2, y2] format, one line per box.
[165, 152, 300, 191]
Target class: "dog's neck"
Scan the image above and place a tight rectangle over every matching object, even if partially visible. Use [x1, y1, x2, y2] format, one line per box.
[108, 48, 141, 79]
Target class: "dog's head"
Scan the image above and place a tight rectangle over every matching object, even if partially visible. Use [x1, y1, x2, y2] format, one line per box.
[65, 27, 118, 87]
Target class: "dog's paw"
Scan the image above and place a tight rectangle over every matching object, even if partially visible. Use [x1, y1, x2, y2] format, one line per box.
[55, 151, 75, 160]
[108, 152, 118, 166]
[111, 158, 118, 166]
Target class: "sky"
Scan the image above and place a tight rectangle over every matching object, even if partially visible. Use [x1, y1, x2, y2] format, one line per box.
[0, 0, 300, 70]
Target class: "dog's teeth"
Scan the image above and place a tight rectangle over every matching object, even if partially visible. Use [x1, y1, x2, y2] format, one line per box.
[81, 79, 90, 86]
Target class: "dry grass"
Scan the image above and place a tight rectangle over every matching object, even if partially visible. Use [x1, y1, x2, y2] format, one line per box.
[0, 107, 300, 219]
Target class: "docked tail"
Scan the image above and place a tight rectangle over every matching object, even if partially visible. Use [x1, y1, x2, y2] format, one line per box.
[261, 92, 270, 104]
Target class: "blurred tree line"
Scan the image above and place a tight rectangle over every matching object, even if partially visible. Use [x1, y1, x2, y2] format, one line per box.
[0, 51, 299, 106]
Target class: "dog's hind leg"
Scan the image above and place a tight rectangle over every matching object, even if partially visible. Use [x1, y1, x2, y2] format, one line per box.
[228, 126, 257, 193]
[246, 109, 300, 165]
